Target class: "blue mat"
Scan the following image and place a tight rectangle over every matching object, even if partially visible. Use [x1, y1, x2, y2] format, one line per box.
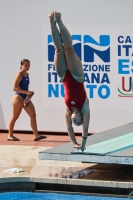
[72, 132, 133, 155]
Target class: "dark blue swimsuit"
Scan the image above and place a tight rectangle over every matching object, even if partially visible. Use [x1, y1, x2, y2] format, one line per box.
[15, 72, 30, 100]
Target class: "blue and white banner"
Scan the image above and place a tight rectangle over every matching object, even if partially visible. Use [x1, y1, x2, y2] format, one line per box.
[43, 25, 133, 110]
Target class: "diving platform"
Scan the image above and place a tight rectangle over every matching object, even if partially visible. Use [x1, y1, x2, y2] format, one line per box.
[39, 122, 133, 165]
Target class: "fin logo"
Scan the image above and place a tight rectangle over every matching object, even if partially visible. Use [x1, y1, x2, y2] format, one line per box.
[48, 35, 55, 62]
[84, 35, 110, 62]
[48, 35, 110, 62]
[48, 35, 81, 62]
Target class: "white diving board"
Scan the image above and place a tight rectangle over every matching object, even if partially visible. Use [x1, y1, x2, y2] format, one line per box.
[39, 122, 133, 165]
[72, 132, 133, 155]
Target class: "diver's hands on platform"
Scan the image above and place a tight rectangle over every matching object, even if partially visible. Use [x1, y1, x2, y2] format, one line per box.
[76, 136, 88, 152]
[77, 145, 86, 152]
[73, 143, 81, 148]
[74, 143, 86, 152]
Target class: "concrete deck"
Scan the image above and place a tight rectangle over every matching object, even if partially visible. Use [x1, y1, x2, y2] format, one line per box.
[0, 132, 133, 195]
[39, 123, 133, 165]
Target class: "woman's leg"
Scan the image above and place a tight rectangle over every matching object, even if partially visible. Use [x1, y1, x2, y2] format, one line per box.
[48, 12, 67, 78]
[8, 95, 23, 140]
[54, 12, 84, 81]
[24, 101, 45, 140]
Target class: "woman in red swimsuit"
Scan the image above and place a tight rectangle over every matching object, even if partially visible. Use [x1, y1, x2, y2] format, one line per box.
[48, 11, 90, 151]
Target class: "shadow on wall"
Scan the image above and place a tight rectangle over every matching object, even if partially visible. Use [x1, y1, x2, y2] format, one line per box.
[0, 102, 6, 129]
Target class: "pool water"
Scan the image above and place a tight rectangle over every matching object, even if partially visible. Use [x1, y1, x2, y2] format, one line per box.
[0, 192, 132, 200]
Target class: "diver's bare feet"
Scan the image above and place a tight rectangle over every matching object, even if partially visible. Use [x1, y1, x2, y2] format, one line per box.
[54, 11, 62, 24]
[48, 11, 55, 24]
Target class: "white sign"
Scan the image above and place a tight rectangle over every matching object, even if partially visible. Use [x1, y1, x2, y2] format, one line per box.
[43, 25, 133, 111]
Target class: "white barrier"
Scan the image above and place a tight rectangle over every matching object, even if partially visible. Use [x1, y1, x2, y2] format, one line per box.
[0, 0, 133, 133]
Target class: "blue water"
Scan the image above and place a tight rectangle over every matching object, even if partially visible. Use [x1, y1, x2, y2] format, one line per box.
[0, 192, 132, 200]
